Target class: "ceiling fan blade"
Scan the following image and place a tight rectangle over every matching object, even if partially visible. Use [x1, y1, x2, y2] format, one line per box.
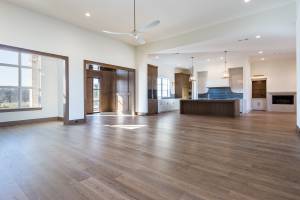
[135, 35, 146, 45]
[102, 30, 132, 36]
[137, 20, 160, 33]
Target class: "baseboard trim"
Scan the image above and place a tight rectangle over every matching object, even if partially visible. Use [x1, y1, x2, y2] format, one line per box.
[64, 118, 86, 125]
[0, 117, 61, 127]
[135, 112, 148, 116]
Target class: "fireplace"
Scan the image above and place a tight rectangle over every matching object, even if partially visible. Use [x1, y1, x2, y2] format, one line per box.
[267, 92, 296, 113]
[272, 95, 294, 105]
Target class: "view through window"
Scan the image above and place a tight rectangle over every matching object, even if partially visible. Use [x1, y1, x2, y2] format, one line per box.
[157, 77, 171, 98]
[0, 49, 42, 110]
[93, 78, 100, 112]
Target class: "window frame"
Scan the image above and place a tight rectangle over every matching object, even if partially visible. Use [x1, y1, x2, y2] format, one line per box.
[157, 77, 171, 99]
[0, 49, 42, 112]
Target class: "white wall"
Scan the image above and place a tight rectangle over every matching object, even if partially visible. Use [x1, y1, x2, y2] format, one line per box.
[297, 1, 300, 128]
[0, 1, 135, 121]
[251, 56, 296, 93]
[0, 56, 64, 122]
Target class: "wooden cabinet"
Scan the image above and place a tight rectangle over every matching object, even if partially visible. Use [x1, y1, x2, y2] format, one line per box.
[147, 65, 158, 114]
[148, 99, 158, 114]
[252, 80, 267, 98]
[175, 73, 191, 99]
[116, 69, 135, 114]
[158, 99, 180, 113]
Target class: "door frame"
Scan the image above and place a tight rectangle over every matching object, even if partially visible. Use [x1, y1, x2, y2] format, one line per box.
[83, 60, 136, 119]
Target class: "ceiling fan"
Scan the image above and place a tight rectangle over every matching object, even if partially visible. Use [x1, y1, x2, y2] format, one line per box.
[102, 0, 160, 45]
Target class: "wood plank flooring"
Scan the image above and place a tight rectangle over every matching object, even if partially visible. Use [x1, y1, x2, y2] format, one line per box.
[0, 111, 300, 200]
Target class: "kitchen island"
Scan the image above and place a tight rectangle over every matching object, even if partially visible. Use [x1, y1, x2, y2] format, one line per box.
[180, 99, 240, 118]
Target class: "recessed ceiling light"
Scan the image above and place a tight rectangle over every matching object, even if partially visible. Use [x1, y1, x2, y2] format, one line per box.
[260, 58, 265, 61]
[85, 12, 91, 17]
[220, 57, 224, 60]
[258, 51, 264, 54]
[207, 59, 211, 62]
[256, 35, 262, 39]
[244, 0, 251, 3]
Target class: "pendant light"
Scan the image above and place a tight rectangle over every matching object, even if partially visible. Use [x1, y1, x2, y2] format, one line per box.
[189, 56, 196, 82]
[223, 51, 230, 79]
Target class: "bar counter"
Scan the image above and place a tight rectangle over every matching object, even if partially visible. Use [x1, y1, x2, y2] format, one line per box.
[180, 99, 240, 118]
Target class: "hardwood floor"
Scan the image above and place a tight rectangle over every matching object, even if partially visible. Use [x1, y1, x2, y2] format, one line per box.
[0, 111, 300, 200]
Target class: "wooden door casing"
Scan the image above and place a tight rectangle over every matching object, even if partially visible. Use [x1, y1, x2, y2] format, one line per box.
[86, 77, 94, 114]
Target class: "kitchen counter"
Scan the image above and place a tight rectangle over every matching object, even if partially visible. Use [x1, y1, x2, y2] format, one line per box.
[180, 99, 240, 117]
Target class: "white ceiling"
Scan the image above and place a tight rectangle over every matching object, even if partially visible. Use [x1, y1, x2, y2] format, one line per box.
[3, 0, 295, 45]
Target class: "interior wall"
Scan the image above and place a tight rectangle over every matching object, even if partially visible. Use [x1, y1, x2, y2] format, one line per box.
[229, 67, 243, 93]
[198, 71, 208, 94]
[0, 1, 135, 121]
[251, 56, 296, 93]
[0, 56, 64, 122]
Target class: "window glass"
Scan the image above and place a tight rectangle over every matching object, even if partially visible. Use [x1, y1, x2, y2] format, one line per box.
[157, 77, 170, 98]
[21, 68, 33, 87]
[21, 53, 41, 67]
[0, 88, 19, 109]
[0, 49, 18, 65]
[0, 66, 19, 86]
[21, 88, 41, 108]
[92, 65, 100, 71]
[0, 48, 43, 110]
[157, 78, 162, 98]
[93, 78, 100, 90]
[87, 64, 101, 71]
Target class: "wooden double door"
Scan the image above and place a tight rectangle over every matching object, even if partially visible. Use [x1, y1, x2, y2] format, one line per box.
[85, 66, 135, 115]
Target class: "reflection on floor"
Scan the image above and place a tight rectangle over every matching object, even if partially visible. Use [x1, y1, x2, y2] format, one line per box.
[104, 124, 147, 130]
[0, 111, 299, 200]
[88, 112, 135, 117]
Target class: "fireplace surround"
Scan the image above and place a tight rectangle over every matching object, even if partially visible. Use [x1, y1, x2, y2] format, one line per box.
[272, 95, 294, 105]
[268, 92, 296, 112]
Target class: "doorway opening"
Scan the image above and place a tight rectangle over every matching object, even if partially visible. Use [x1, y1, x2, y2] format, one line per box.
[84, 60, 135, 118]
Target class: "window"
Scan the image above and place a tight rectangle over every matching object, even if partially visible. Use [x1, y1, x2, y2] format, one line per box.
[93, 78, 101, 112]
[87, 64, 101, 71]
[157, 77, 171, 98]
[0, 49, 42, 110]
